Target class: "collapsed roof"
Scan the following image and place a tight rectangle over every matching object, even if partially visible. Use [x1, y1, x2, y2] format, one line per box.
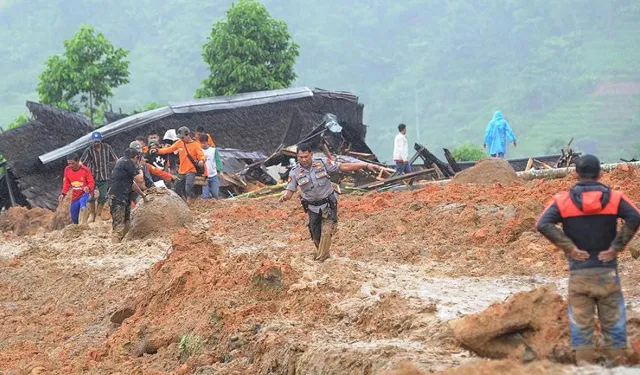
[1, 87, 372, 209]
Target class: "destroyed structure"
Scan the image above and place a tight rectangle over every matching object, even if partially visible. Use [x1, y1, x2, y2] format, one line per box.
[0, 87, 579, 211]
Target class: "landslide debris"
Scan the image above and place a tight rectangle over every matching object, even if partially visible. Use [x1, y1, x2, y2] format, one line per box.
[452, 158, 520, 185]
[450, 286, 571, 362]
[0, 206, 53, 236]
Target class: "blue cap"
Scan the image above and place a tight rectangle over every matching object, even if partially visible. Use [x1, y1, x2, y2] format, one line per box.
[91, 131, 103, 142]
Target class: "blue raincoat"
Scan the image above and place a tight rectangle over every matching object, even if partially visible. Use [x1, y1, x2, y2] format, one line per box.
[484, 110, 516, 157]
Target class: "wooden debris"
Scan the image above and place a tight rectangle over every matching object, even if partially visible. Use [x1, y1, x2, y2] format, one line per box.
[443, 148, 462, 173]
[524, 158, 534, 172]
[354, 168, 435, 190]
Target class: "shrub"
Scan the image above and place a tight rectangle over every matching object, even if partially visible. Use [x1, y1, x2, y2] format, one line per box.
[452, 143, 487, 162]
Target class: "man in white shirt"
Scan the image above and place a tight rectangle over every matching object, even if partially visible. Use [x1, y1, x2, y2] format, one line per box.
[393, 123, 411, 175]
[199, 134, 223, 199]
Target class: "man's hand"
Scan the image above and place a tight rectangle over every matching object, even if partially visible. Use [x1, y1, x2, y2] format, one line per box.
[366, 163, 380, 172]
[598, 248, 618, 263]
[279, 194, 288, 203]
[142, 194, 150, 204]
[149, 148, 157, 154]
[198, 160, 204, 167]
[513, 140, 518, 147]
[172, 174, 181, 181]
[483, 144, 487, 149]
[568, 247, 590, 261]
[58, 194, 65, 204]
[83, 186, 91, 194]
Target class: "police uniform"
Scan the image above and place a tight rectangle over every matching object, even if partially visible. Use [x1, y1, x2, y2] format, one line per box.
[286, 158, 340, 261]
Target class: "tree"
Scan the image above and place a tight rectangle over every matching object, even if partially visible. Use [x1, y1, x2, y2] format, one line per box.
[36, 25, 130, 124]
[453, 143, 487, 162]
[196, 0, 299, 98]
[6, 114, 30, 130]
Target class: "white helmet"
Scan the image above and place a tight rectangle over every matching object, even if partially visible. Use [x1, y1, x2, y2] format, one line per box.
[163, 129, 178, 142]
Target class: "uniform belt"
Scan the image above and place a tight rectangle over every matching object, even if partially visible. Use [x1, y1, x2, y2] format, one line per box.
[306, 197, 331, 206]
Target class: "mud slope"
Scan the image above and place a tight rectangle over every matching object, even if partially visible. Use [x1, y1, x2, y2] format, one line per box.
[1, 165, 640, 374]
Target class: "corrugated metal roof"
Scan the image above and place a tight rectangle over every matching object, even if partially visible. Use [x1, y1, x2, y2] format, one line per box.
[171, 87, 312, 114]
[38, 87, 316, 164]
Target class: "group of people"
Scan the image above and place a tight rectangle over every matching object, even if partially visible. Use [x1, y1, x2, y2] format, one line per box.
[59, 125, 223, 242]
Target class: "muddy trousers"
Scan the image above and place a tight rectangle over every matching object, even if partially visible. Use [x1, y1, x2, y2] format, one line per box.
[568, 268, 627, 363]
[110, 197, 131, 243]
[69, 193, 91, 224]
[308, 206, 337, 262]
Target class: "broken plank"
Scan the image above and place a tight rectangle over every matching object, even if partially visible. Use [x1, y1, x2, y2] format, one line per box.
[354, 168, 435, 190]
[525, 158, 534, 172]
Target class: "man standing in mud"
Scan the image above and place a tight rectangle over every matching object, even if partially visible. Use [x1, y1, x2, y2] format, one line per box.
[536, 155, 640, 366]
[80, 131, 118, 222]
[59, 153, 95, 225]
[109, 146, 148, 243]
[279, 143, 380, 261]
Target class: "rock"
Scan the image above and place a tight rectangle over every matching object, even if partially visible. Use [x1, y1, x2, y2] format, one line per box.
[29, 367, 48, 375]
[126, 188, 192, 240]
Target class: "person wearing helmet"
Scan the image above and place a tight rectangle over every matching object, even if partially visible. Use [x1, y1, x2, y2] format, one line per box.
[80, 131, 118, 222]
[537, 155, 640, 365]
[109, 144, 148, 243]
[155, 126, 205, 203]
[162, 129, 180, 175]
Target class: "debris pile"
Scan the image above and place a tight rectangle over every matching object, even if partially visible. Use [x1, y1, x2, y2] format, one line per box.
[450, 286, 571, 362]
[452, 158, 520, 186]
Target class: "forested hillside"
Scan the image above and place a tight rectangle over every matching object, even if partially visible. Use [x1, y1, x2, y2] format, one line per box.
[1, 0, 639, 161]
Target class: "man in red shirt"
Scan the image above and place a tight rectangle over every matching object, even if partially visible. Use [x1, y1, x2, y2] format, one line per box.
[59, 153, 95, 225]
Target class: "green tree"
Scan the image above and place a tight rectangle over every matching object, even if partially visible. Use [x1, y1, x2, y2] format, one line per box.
[36, 25, 130, 124]
[196, 0, 299, 98]
[452, 143, 487, 162]
[6, 113, 30, 130]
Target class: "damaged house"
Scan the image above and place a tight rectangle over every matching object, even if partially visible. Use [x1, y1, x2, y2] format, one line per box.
[0, 87, 375, 210]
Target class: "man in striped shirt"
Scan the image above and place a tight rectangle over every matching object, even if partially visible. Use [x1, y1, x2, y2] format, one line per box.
[81, 131, 119, 222]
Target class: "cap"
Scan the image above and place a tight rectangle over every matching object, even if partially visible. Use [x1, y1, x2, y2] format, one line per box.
[129, 141, 143, 154]
[575, 154, 600, 178]
[177, 126, 190, 138]
[163, 129, 178, 142]
[148, 140, 158, 148]
[91, 131, 103, 142]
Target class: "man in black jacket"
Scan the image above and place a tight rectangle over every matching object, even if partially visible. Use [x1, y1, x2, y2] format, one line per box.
[537, 155, 640, 365]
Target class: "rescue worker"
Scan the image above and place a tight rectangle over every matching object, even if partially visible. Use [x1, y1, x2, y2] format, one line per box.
[279, 143, 380, 261]
[483, 110, 516, 158]
[80, 131, 118, 222]
[59, 153, 95, 225]
[155, 126, 205, 203]
[109, 146, 148, 243]
[536, 155, 640, 366]
[195, 125, 216, 147]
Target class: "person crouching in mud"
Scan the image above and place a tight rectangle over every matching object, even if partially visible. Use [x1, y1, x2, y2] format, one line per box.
[279, 143, 380, 261]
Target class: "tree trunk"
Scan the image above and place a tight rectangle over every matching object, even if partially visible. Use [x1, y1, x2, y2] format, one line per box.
[89, 92, 94, 125]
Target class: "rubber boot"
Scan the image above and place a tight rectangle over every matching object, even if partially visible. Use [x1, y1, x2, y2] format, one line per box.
[315, 220, 335, 262]
[575, 348, 595, 366]
[87, 201, 96, 223]
[602, 348, 626, 367]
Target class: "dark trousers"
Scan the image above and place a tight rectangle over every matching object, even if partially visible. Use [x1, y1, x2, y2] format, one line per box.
[308, 204, 338, 253]
[175, 172, 197, 199]
[110, 197, 131, 241]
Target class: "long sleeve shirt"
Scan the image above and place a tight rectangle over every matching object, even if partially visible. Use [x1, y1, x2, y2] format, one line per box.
[62, 165, 95, 202]
[393, 133, 409, 162]
[80, 143, 118, 181]
[157, 140, 205, 175]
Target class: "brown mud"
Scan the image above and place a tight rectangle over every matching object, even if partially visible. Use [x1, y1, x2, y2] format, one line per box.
[0, 164, 640, 374]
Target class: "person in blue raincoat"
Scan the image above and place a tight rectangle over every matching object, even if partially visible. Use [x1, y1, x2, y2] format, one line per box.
[483, 110, 517, 158]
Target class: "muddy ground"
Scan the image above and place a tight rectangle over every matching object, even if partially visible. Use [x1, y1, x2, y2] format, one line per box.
[1, 165, 640, 374]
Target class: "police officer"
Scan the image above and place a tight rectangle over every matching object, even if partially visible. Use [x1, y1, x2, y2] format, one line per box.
[279, 142, 380, 261]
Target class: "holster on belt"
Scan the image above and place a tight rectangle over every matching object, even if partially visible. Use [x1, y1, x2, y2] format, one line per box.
[301, 193, 336, 213]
